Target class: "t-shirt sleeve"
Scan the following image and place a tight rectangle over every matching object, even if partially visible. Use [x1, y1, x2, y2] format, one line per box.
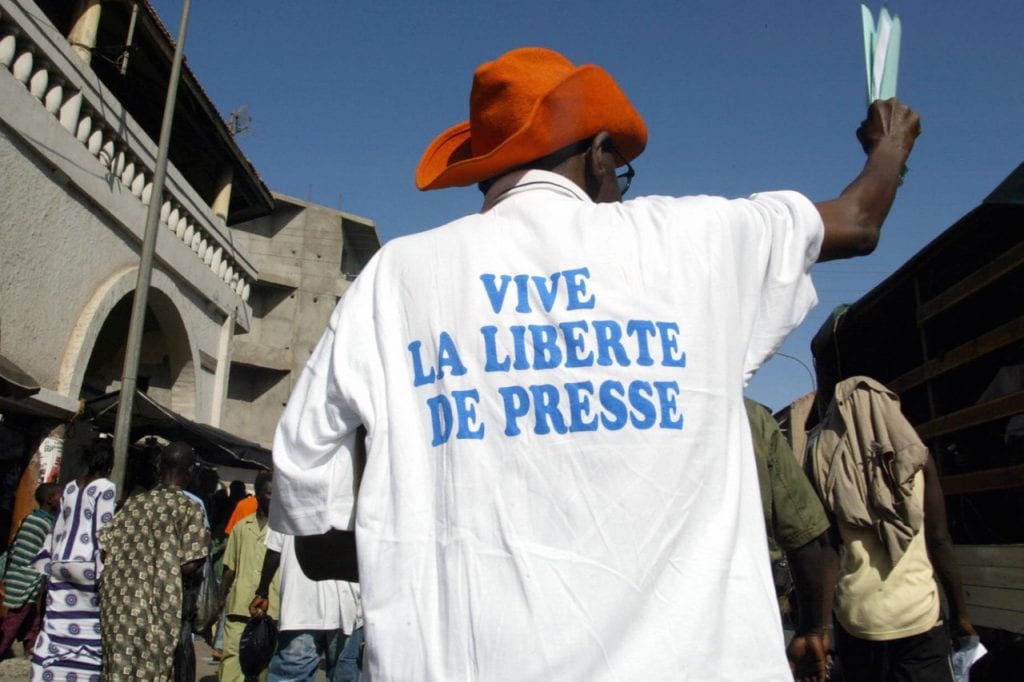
[179, 495, 210, 565]
[95, 479, 117, 532]
[264, 528, 284, 552]
[765, 412, 830, 552]
[270, 258, 379, 537]
[734, 191, 823, 382]
[745, 399, 776, 544]
[222, 522, 241, 572]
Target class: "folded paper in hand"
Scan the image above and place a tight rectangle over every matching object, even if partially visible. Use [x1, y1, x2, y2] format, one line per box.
[951, 635, 987, 682]
[861, 4, 901, 103]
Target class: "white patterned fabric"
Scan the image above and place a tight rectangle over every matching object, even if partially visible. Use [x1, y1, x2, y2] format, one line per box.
[30, 478, 115, 682]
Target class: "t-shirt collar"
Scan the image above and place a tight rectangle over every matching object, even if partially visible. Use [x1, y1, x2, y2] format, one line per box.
[34, 507, 55, 522]
[482, 169, 592, 211]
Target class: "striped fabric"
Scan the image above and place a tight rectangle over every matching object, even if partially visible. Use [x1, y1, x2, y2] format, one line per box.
[2, 508, 53, 608]
[30, 570, 103, 681]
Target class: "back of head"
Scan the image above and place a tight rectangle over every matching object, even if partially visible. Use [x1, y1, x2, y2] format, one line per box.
[194, 465, 219, 497]
[159, 440, 195, 478]
[811, 304, 851, 416]
[82, 437, 114, 478]
[35, 482, 61, 507]
[229, 479, 247, 501]
[253, 470, 273, 496]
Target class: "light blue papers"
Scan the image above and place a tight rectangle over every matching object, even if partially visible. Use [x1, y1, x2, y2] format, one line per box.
[861, 4, 902, 103]
[861, 4, 907, 177]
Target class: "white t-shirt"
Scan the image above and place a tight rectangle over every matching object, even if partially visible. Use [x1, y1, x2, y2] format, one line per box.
[264, 528, 361, 634]
[271, 170, 823, 680]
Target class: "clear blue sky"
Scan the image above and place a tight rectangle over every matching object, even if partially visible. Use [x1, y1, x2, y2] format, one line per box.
[151, 0, 1023, 411]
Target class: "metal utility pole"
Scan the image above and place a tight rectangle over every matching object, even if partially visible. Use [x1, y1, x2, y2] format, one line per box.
[111, 0, 192, 491]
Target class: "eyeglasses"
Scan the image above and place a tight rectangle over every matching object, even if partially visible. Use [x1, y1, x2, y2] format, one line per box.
[605, 140, 635, 196]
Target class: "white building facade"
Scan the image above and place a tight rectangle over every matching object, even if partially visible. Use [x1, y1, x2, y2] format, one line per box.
[0, 0, 379, 484]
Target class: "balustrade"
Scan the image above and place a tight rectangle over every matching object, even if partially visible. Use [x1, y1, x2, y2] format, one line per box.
[0, 4, 253, 303]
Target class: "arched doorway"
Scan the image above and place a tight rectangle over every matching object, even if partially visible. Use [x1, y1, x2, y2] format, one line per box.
[79, 288, 196, 419]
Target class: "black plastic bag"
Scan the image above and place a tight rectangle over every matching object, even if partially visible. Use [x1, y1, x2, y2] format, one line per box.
[239, 614, 278, 677]
[192, 558, 220, 633]
[172, 613, 196, 682]
[176, 570, 201, 680]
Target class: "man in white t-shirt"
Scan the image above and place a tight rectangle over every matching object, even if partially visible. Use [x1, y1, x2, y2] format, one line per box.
[249, 530, 361, 682]
[270, 47, 920, 680]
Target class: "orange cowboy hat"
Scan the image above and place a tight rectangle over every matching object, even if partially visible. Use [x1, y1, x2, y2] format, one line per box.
[415, 47, 648, 191]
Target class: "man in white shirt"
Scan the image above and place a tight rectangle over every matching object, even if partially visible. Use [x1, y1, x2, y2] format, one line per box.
[249, 530, 361, 682]
[271, 46, 920, 680]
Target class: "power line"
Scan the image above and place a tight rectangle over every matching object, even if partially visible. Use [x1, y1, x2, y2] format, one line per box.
[774, 352, 816, 394]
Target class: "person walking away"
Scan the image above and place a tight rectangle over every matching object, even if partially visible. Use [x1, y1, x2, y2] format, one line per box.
[745, 398, 837, 681]
[30, 437, 116, 681]
[0, 483, 60, 658]
[248, 529, 360, 682]
[97, 441, 210, 681]
[806, 369, 975, 682]
[271, 47, 920, 680]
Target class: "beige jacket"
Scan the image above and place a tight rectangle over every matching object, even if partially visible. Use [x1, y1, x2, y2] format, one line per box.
[809, 376, 928, 565]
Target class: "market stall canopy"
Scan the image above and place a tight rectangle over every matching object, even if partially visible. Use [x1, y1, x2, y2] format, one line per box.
[0, 354, 40, 400]
[82, 389, 272, 469]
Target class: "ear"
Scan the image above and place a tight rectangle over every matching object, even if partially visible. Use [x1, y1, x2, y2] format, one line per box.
[586, 131, 613, 174]
[584, 131, 619, 203]
[584, 131, 608, 198]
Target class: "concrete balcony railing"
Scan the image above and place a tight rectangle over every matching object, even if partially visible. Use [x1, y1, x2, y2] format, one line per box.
[0, 0, 254, 311]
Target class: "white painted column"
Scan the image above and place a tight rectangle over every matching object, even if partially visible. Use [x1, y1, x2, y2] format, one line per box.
[209, 308, 235, 427]
[212, 167, 234, 222]
[68, 0, 102, 64]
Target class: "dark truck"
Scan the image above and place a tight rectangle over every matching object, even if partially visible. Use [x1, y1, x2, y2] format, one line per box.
[780, 161, 1024, 641]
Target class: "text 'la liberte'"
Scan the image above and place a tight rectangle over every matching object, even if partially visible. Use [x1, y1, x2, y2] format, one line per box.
[406, 267, 688, 445]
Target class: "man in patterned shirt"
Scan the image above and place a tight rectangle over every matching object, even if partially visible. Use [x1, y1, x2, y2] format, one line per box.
[0, 482, 60, 658]
[98, 441, 210, 680]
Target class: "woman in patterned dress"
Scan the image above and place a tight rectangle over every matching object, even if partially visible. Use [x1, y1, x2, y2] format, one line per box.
[30, 438, 116, 682]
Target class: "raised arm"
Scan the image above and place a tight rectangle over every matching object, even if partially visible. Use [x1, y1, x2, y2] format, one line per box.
[815, 98, 921, 262]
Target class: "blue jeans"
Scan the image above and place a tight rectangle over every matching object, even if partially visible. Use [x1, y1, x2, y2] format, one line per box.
[332, 626, 363, 682]
[269, 629, 346, 682]
[214, 609, 226, 649]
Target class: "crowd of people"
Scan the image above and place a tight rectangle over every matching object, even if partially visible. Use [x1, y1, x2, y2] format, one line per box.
[0, 438, 361, 681]
[0, 392, 998, 681]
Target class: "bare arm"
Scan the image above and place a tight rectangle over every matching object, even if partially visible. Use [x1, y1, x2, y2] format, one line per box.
[785, 533, 839, 682]
[249, 548, 281, 618]
[815, 99, 921, 262]
[220, 567, 236, 606]
[922, 453, 975, 637]
[181, 558, 204, 577]
[789, 534, 838, 636]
